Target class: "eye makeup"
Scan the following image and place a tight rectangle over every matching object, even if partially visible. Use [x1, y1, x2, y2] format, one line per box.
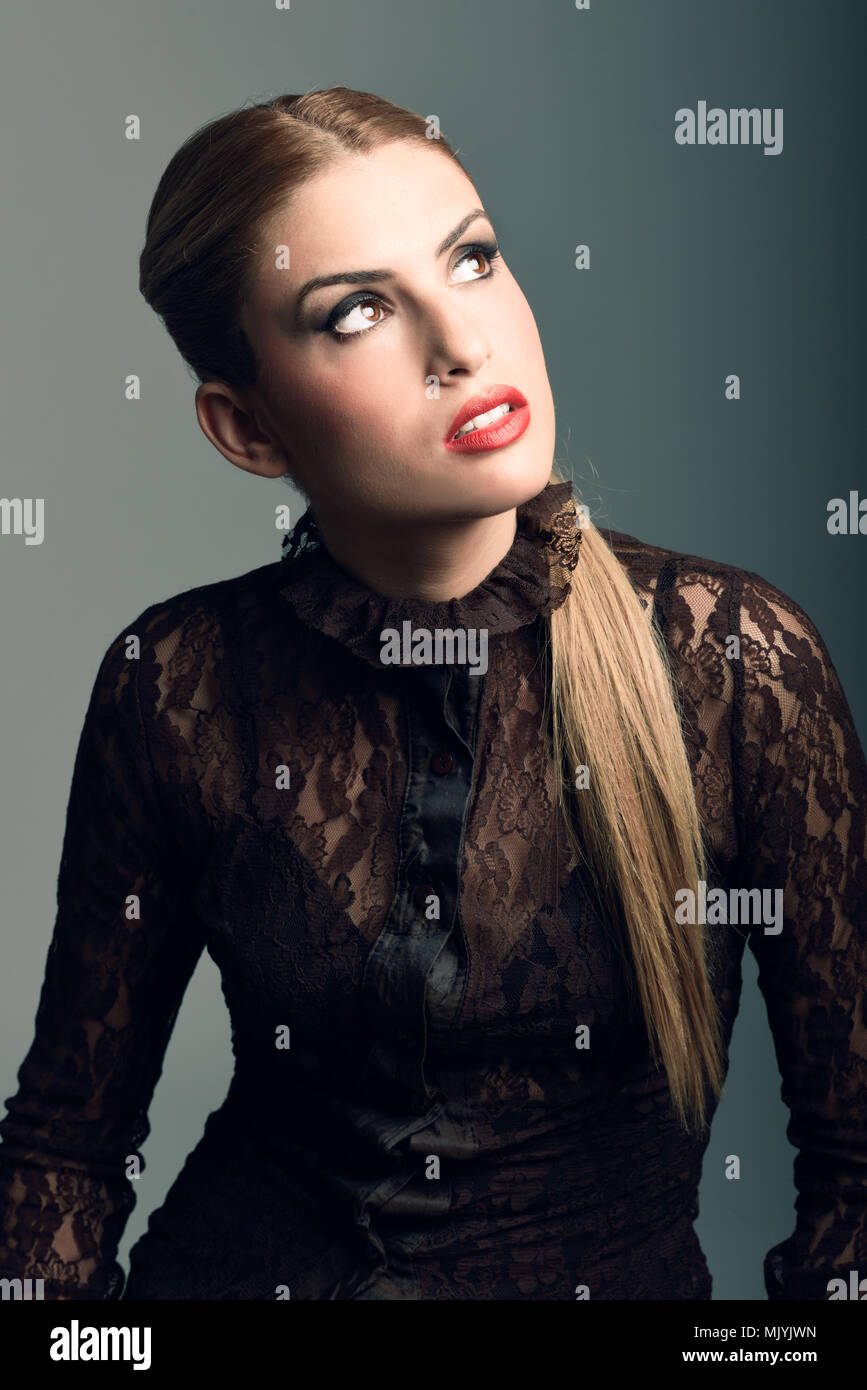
[319, 239, 502, 343]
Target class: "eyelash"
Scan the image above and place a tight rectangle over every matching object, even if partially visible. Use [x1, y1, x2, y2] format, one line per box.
[321, 239, 502, 343]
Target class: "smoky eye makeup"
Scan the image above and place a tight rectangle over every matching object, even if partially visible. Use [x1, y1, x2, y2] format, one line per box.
[316, 238, 503, 342]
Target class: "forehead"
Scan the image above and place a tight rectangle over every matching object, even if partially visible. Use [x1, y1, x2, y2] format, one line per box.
[249, 141, 477, 304]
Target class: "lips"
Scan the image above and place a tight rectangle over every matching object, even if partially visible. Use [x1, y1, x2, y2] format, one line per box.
[444, 385, 529, 444]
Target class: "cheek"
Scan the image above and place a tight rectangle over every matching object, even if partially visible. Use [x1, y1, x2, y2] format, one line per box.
[308, 361, 414, 459]
[278, 366, 373, 451]
[460, 270, 537, 370]
[320, 385, 390, 451]
[504, 285, 543, 356]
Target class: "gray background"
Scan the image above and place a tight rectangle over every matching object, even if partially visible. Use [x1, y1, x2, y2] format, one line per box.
[1, 0, 863, 1301]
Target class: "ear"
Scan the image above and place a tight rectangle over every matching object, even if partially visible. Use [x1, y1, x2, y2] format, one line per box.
[194, 381, 292, 479]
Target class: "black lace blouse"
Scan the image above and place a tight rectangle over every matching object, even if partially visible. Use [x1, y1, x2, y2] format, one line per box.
[1, 480, 865, 1300]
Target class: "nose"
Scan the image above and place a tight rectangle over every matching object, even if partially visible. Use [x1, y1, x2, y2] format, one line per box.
[423, 297, 491, 383]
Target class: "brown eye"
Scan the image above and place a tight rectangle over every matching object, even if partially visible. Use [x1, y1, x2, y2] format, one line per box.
[453, 249, 488, 280]
[329, 298, 386, 338]
[451, 240, 501, 282]
[324, 239, 501, 342]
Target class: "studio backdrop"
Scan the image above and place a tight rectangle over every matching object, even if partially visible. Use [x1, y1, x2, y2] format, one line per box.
[0, 0, 864, 1307]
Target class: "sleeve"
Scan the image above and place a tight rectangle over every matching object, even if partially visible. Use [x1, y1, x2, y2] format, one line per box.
[0, 627, 207, 1299]
[731, 573, 867, 1301]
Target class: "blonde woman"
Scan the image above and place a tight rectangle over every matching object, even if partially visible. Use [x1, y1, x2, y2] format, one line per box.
[1, 88, 864, 1301]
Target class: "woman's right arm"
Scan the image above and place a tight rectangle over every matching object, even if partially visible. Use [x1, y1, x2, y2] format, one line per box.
[0, 627, 207, 1299]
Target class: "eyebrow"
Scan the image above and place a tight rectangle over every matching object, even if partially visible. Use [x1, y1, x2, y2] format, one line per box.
[288, 208, 493, 324]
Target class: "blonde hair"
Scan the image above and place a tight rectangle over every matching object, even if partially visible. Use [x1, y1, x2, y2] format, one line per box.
[544, 464, 724, 1132]
[140, 86, 725, 1134]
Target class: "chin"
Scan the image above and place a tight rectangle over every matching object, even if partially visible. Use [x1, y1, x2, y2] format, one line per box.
[447, 449, 555, 517]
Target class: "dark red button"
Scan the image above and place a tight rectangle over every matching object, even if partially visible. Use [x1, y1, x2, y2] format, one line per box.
[431, 751, 455, 775]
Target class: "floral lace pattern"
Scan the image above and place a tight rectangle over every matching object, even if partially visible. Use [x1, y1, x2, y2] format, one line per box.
[0, 481, 864, 1300]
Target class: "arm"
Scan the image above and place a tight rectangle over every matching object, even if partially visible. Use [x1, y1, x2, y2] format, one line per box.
[732, 572, 867, 1300]
[0, 627, 206, 1298]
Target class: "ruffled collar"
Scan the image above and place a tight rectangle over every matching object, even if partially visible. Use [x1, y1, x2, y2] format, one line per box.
[276, 480, 582, 671]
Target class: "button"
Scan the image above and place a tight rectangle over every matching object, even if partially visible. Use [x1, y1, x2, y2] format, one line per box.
[431, 751, 455, 775]
[413, 882, 437, 909]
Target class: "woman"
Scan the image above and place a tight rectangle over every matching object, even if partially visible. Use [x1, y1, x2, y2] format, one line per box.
[1, 87, 864, 1301]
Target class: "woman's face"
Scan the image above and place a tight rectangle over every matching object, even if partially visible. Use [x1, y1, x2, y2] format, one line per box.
[229, 139, 556, 531]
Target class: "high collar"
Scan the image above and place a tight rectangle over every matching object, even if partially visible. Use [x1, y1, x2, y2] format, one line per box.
[276, 480, 582, 671]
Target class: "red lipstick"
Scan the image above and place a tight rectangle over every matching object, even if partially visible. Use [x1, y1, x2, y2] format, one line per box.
[444, 385, 530, 454]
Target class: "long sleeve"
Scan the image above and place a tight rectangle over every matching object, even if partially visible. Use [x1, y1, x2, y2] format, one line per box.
[731, 572, 867, 1300]
[0, 628, 206, 1299]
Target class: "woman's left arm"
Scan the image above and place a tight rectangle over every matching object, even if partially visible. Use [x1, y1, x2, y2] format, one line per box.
[731, 572, 867, 1301]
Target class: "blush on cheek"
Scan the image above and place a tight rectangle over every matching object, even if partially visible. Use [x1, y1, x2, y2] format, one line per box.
[323, 386, 411, 456]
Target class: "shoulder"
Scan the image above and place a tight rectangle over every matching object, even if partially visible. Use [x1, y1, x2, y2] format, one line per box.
[597, 525, 838, 717]
[90, 560, 287, 711]
[600, 523, 827, 644]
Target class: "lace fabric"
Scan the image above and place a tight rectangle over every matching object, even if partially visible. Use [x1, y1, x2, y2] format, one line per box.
[276, 480, 582, 669]
[0, 480, 864, 1300]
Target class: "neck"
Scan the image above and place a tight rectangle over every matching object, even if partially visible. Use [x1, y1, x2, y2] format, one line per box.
[313, 507, 519, 602]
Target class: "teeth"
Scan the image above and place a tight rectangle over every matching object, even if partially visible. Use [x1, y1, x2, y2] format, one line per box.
[454, 402, 512, 439]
